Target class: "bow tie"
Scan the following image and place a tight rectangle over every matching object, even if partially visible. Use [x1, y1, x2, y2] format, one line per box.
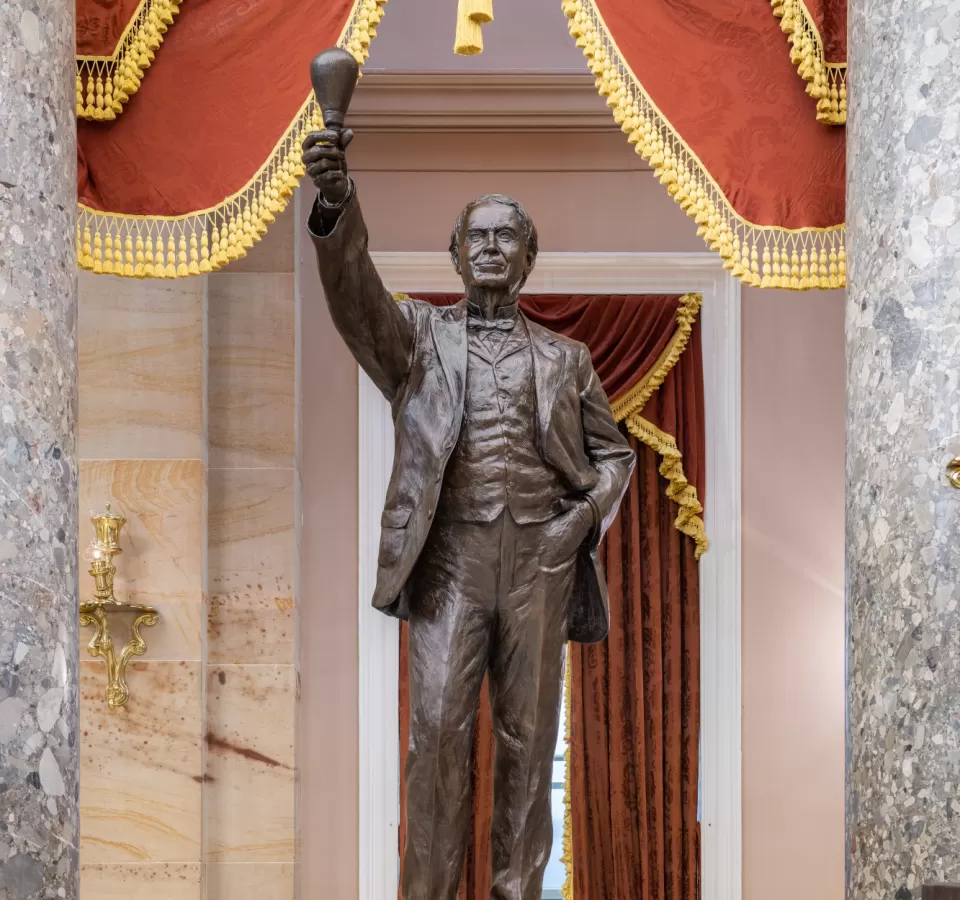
[467, 315, 516, 332]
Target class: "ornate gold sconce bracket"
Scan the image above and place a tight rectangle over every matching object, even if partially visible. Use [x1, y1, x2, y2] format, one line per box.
[947, 457, 960, 489]
[79, 504, 159, 710]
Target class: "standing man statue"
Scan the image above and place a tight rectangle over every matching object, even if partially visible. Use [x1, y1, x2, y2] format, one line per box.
[303, 124, 635, 900]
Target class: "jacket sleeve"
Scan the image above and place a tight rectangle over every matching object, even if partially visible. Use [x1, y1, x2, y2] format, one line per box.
[577, 343, 636, 546]
[307, 187, 414, 402]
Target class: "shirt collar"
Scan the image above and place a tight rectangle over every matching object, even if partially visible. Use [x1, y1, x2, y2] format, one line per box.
[466, 298, 520, 322]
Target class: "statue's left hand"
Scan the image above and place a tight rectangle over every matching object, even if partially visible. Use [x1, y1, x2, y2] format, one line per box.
[302, 128, 354, 206]
[541, 502, 593, 566]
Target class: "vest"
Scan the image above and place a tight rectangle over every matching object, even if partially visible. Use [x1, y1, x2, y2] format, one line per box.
[437, 318, 565, 524]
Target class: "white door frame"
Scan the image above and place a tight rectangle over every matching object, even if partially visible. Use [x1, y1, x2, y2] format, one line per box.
[358, 252, 742, 900]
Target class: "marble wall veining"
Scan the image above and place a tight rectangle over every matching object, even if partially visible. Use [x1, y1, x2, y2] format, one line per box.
[205, 205, 299, 899]
[847, 1, 960, 896]
[75, 202, 299, 899]
[0, 1, 79, 899]
[76, 272, 206, 897]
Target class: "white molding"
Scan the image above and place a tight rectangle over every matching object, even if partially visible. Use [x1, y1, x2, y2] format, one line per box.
[351, 72, 614, 133]
[358, 252, 742, 900]
[358, 370, 401, 900]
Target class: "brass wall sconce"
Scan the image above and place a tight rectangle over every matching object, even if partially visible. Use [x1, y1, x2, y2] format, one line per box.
[947, 457, 960, 489]
[79, 504, 159, 710]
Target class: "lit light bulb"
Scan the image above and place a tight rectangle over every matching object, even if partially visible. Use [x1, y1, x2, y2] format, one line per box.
[85, 541, 105, 563]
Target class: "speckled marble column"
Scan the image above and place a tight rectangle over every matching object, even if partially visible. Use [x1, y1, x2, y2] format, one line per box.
[846, 2, 960, 898]
[0, 2, 79, 899]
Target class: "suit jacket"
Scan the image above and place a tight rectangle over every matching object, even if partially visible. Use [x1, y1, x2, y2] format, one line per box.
[309, 191, 635, 642]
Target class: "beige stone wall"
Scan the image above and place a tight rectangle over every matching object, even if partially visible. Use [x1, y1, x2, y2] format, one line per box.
[205, 207, 298, 898]
[77, 204, 298, 900]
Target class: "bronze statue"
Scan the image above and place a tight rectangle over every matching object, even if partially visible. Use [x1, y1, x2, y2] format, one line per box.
[302, 75, 635, 899]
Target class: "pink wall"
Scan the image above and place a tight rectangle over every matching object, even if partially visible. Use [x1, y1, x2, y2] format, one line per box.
[299, 7, 847, 897]
[741, 290, 845, 900]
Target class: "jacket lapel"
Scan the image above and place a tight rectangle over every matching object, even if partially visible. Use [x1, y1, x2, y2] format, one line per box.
[527, 317, 566, 448]
[429, 299, 468, 410]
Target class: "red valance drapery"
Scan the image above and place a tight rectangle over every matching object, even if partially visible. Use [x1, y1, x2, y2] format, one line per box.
[771, 0, 847, 125]
[76, 0, 182, 121]
[564, 0, 846, 289]
[396, 292, 704, 899]
[76, 0, 385, 278]
[75, 0, 846, 289]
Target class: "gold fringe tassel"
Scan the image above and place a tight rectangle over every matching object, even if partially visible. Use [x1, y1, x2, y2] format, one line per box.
[455, 0, 494, 55]
[562, 0, 845, 291]
[78, 0, 387, 277]
[561, 645, 574, 900]
[623, 414, 707, 558]
[609, 292, 701, 422]
[76, 0, 181, 121]
[771, 0, 847, 126]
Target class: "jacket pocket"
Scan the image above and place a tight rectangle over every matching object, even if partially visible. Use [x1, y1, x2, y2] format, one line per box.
[381, 506, 412, 529]
[379, 505, 412, 567]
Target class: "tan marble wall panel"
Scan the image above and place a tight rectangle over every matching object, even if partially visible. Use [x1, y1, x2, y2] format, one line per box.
[208, 468, 295, 665]
[78, 273, 203, 460]
[206, 862, 296, 900]
[204, 665, 296, 862]
[208, 274, 295, 468]
[80, 863, 201, 900]
[79, 459, 204, 661]
[80, 661, 202, 862]
[226, 203, 295, 274]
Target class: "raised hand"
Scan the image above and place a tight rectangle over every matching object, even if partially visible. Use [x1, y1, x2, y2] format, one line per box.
[302, 127, 354, 206]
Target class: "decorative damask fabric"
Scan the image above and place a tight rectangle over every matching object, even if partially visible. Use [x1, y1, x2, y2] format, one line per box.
[397, 293, 704, 899]
[75, 0, 384, 277]
[565, 0, 846, 288]
[76, 0, 182, 120]
[771, 0, 847, 124]
[74, 0, 846, 288]
[570, 433, 701, 900]
[77, 0, 146, 56]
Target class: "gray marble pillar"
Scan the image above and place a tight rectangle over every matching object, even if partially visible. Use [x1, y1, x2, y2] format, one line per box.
[847, 2, 960, 898]
[0, 2, 79, 899]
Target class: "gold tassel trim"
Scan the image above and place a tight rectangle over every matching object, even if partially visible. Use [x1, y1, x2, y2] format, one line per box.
[77, 0, 386, 277]
[561, 644, 574, 900]
[609, 292, 701, 421]
[562, 0, 845, 291]
[771, 0, 847, 126]
[455, 0, 493, 55]
[76, 0, 181, 121]
[623, 414, 708, 558]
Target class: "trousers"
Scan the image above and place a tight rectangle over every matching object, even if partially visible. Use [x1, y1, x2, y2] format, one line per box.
[401, 509, 577, 900]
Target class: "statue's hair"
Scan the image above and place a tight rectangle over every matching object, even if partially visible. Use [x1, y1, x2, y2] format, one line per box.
[448, 194, 539, 275]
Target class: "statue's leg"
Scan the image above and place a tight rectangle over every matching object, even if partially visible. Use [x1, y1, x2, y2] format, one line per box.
[402, 517, 500, 900]
[488, 514, 576, 900]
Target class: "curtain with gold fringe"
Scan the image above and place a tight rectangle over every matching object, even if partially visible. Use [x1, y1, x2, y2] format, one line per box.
[76, 0, 385, 278]
[563, 0, 846, 289]
[771, 0, 847, 125]
[77, 0, 182, 120]
[395, 292, 704, 900]
[76, 0, 846, 289]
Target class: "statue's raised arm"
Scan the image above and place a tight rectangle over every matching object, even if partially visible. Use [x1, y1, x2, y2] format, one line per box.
[301, 52, 413, 402]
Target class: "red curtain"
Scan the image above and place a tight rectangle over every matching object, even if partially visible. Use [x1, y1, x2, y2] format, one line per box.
[570, 433, 701, 900]
[397, 294, 704, 899]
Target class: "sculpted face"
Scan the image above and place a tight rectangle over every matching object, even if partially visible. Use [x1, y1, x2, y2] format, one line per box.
[457, 201, 532, 293]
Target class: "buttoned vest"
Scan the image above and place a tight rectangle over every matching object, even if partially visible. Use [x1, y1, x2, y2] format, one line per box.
[438, 320, 565, 524]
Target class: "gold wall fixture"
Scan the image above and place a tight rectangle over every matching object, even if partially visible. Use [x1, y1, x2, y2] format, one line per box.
[948, 457, 960, 489]
[79, 504, 160, 709]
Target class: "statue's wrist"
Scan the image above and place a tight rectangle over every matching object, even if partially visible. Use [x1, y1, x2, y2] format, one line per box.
[317, 176, 354, 210]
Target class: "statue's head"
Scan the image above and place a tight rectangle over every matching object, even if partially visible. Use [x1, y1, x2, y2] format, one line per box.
[449, 195, 538, 294]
